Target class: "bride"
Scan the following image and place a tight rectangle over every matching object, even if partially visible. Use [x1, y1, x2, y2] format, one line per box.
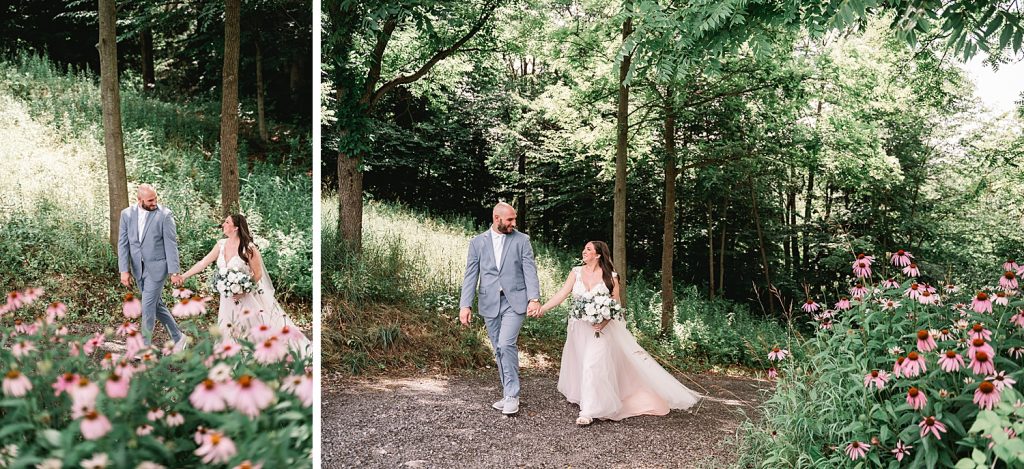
[539, 241, 700, 425]
[180, 214, 310, 353]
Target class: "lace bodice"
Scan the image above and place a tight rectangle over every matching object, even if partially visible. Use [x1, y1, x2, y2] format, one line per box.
[217, 239, 251, 273]
[571, 266, 615, 298]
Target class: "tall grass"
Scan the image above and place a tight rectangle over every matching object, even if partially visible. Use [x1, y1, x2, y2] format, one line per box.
[0, 53, 311, 324]
[323, 197, 788, 374]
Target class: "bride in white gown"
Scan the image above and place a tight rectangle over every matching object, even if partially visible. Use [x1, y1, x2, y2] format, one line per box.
[539, 241, 700, 425]
[181, 214, 310, 354]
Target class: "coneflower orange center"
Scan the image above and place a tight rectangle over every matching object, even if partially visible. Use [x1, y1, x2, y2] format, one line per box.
[239, 375, 253, 388]
[917, 330, 929, 340]
[979, 381, 996, 394]
[908, 387, 919, 397]
[977, 351, 990, 361]
[5, 370, 19, 379]
[1006, 271, 1016, 279]
[945, 350, 957, 358]
[973, 338, 986, 347]
[978, 292, 989, 300]
[973, 324, 984, 332]
[203, 379, 216, 390]
[871, 370, 879, 377]
[908, 352, 920, 360]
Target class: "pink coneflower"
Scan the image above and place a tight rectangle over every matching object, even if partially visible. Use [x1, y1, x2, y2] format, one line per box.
[52, 373, 78, 396]
[54, 325, 68, 336]
[891, 250, 914, 267]
[903, 351, 927, 377]
[11, 340, 35, 359]
[195, 430, 238, 465]
[1010, 347, 1024, 359]
[68, 341, 81, 357]
[845, 441, 870, 461]
[834, 297, 851, 311]
[13, 319, 29, 335]
[165, 411, 184, 427]
[891, 440, 912, 462]
[939, 350, 965, 372]
[80, 453, 109, 469]
[253, 338, 288, 364]
[278, 325, 306, 343]
[768, 347, 789, 361]
[84, 333, 105, 355]
[970, 324, 993, 341]
[69, 377, 100, 410]
[250, 324, 275, 343]
[214, 339, 242, 359]
[918, 290, 938, 305]
[863, 370, 890, 389]
[123, 294, 141, 319]
[147, 408, 165, 421]
[916, 330, 936, 352]
[281, 372, 313, 407]
[969, 338, 996, 360]
[937, 328, 954, 341]
[881, 299, 901, 311]
[903, 263, 921, 277]
[2, 370, 32, 397]
[944, 283, 959, 294]
[228, 375, 275, 418]
[1001, 271, 1019, 290]
[105, 373, 129, 399]
[819, 317, 834, 330]
[974, 381, 1002, 410]
[1012, 311, 1024, 328]
[919, 416, 947, 439]
[172, 296, 209, 318]
[190, 379, 229, 412]
[4, 291, 25, 310]
[172, 288, 194, 299]
[136, 424, 154, 436]
[996, 291, 1010, 306]
[116, 321, 139, 336]
[905, 283, 922, 300]
[986, 371, 1016, 391]
[125, 331, 145, 358]
[973, 292, 993, 314]
[850, 284, 868, 298]
[232, 461, 263, 469]
[22, 287, 43, 303]
[767, 368, 777, 379]
[79, 409, 112, 440]
[907, 386, 927, 410]
[852, 258, 872, 278]
[894, 356, 907, 377]
[46, 302, 67, 323]
[208, 363, 233, 383]
[1006, 260, 1021, 272]
[890, 346, 905, 355]
[971, 351, 997, 375]
[882, 278, 901, 289]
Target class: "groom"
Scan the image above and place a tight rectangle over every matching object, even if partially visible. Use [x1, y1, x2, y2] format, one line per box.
[117, 184, 187, 352]
[460, 202, 541, 415]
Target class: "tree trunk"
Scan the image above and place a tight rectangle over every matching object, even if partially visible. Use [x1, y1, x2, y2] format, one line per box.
[749, 176, 774, 314]
[219, 0, 241, 216]
[803, 168, 815, 272]
[782, 188, 790, 272]
[788, 174, 799, 271]
[613, 12, 633, 307]
[660, 87, 676, 337]
[707, 202, 715, 300]
[255, 34, 268, 143]
[517, 148, 527, 231]
[290, 58, 302, 110]
[140, 27, 155, 91]
[718, 217, 726, 296]
[339, 148, 363, 254]
[99, 0, 128, 248]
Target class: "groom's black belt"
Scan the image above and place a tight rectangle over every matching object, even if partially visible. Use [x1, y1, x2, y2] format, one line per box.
[499, 290, 505, 296]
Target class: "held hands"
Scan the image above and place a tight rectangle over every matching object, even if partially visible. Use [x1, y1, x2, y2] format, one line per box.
[527, 299, 543, 318]
[170, 274, 184, 287]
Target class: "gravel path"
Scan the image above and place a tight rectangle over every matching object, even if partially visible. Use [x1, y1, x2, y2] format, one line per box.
[322, 369, 771, 468]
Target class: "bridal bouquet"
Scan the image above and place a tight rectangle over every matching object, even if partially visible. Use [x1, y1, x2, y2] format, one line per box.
[570, 291, 623, 337]
[213, 268, 262, 303]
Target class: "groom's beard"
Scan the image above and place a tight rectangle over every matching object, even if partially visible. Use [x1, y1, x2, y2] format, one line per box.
[141, 203, 157, 211]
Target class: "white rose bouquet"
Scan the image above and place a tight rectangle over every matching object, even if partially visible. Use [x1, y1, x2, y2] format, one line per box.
[213, 267, 262, 304]
[570, 291, 623, 337]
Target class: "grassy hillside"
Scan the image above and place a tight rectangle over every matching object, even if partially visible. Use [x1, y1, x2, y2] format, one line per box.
[323, 198, 789, 375]
[0, 53, 312, 326]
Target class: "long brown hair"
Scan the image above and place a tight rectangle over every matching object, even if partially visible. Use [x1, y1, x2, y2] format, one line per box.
[231, 214, 255, 264]
[589, 241, 616, 292]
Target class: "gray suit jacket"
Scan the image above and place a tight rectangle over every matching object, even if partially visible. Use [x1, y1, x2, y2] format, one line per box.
[117, 204, 181, 281]
[460, 229, 541, 317]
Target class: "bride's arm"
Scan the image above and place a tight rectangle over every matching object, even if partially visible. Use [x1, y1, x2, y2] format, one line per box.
[181, 243, 219, 280]
[612, 275, 621, 304]
[539, 271, 576, 314]
[249, 248, 264, 283]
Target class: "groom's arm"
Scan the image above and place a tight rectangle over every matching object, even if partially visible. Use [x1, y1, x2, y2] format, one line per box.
[521, 236, 541, 304]
[163, 208, 182, 276]
[117, 210, 131, 283]
[459, 238, 480, 311]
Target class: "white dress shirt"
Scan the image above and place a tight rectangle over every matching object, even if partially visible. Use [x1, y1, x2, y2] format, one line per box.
[490, 228, 506, 271]
[137, 206, 149, 242]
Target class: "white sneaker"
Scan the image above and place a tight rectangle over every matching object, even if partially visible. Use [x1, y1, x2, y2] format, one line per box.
[576, 416, 593, 426]
[502, 396, 519, 415]
[492, 398, 507, 411]
[173, 335, 189, 353]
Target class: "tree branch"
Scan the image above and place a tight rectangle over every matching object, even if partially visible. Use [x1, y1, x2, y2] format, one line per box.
[361, 17, 399, 105]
